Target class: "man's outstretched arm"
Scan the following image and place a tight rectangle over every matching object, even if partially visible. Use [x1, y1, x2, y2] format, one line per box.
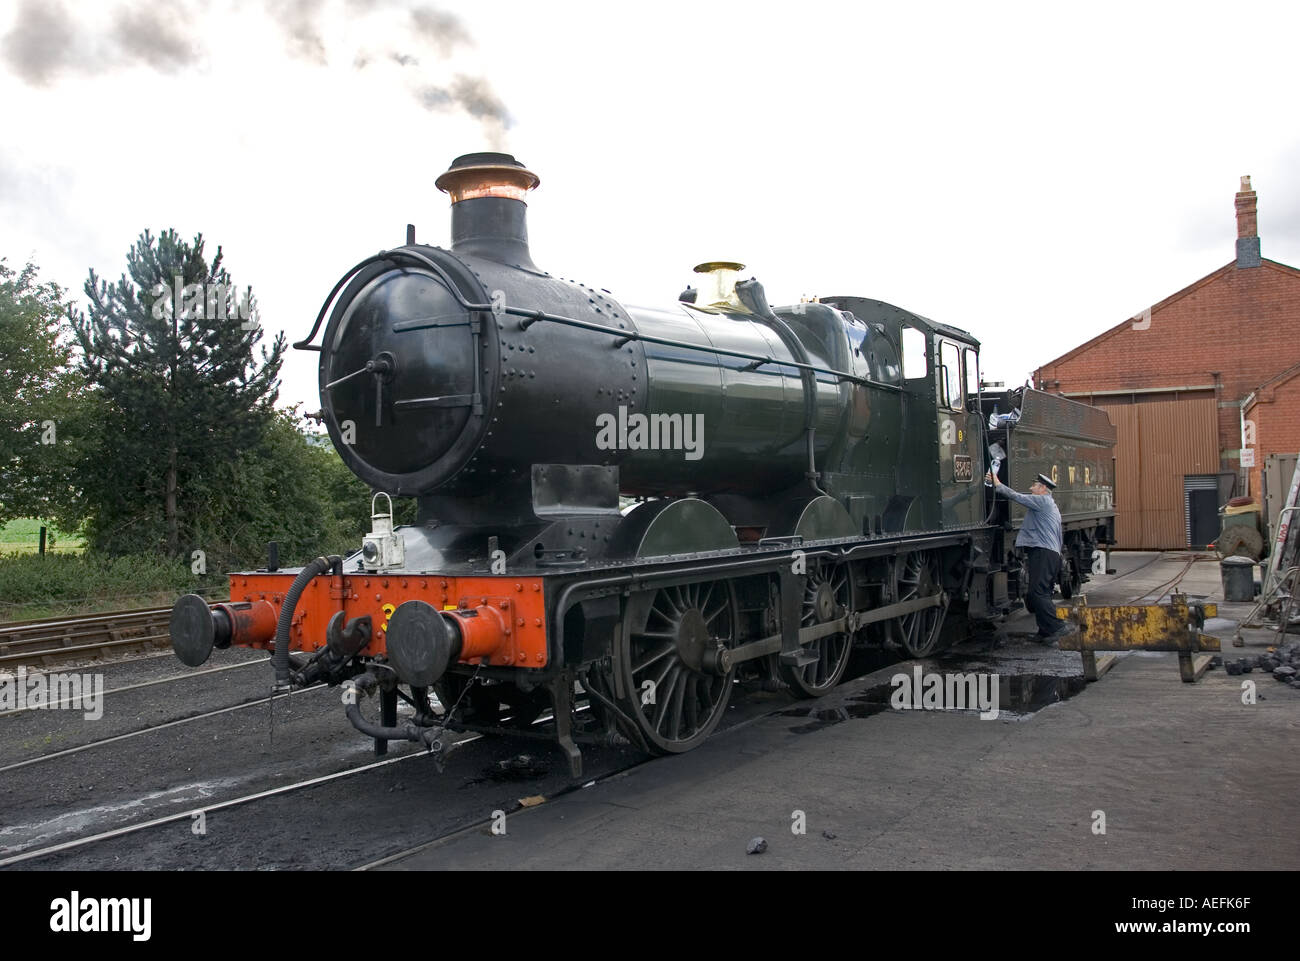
[987, 474, 1054, 510]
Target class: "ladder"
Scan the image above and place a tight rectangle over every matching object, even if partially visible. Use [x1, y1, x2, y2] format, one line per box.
[1233, 452, 1300, 643]
[1263, 452, 1300, 596]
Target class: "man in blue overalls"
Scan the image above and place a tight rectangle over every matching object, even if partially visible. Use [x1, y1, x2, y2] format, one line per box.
[986, 471, 1074, 644]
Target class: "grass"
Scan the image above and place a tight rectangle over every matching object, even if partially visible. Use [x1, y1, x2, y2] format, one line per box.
[0, 552, 226, 622]
[0, 518, 85, 555]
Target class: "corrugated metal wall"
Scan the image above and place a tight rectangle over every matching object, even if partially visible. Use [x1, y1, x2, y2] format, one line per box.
[1096, 398, 1219, 549]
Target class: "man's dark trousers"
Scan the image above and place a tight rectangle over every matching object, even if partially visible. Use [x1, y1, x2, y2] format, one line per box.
[1025, 546, 1063, 636]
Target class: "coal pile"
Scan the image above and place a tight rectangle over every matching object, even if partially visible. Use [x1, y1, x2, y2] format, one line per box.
[1221, 641, 1300, 688]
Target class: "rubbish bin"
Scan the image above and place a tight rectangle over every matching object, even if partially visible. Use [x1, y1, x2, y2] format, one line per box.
[1220, 555, 1256, 602]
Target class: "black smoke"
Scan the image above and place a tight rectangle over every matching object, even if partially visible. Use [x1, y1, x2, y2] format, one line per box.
[419, 76, 508, 122]
[410, 5, 472, 56]
[267, 0, 328, 66]
[111, 4, 195, 71]
[2, 0, 90, 86]
[0, 0, 512, 143]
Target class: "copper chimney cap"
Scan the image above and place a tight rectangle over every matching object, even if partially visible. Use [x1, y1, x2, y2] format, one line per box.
[436, 152, 539, 203]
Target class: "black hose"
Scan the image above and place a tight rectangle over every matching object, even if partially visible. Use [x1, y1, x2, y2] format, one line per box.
[343, 702, 441, 745]
[344, 698, 413, 739]
[341, 675, 448, 753]
[273, 555, 340, 688]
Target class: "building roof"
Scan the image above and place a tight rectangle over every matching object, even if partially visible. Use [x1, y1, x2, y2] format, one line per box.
[1244, 360, 1300, 412]
[1036, 257, 1300, 374]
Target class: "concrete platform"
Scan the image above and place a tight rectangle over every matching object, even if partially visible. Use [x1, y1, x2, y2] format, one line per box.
[382, 552, 1300, 870]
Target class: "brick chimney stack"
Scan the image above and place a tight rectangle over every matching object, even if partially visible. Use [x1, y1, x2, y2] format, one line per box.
[1235, 175, 1261, 269]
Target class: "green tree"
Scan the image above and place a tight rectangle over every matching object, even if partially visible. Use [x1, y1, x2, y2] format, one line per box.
[69, 229, 286, 558]
[193, 406, 374, 569]
[0, 258, 84, 524]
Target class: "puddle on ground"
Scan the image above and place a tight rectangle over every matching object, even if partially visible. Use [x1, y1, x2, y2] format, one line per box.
[461, 753, 551, 787]
[779, 700, 891, 734]
[997, 673, 1087, 712]
[782, 671, 1087, 734]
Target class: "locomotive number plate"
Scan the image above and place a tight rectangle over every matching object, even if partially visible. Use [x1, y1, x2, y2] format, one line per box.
[953, 455, 973, 482]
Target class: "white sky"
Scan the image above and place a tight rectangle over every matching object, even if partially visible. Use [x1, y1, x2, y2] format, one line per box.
[2, 0, 1298, 411]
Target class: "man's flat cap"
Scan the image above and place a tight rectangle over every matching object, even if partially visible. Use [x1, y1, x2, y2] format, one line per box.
[1036, 473, 1057, 490]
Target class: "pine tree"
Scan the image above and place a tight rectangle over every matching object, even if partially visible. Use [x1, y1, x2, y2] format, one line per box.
[70, 229, 285, 558]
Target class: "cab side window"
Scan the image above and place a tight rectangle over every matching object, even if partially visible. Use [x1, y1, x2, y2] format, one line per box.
[940, 341, 962, 409]
[963, 347, 979, 400]
[901, 326, 927, 380]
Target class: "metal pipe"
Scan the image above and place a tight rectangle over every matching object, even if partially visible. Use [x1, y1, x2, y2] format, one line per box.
[295, 246, 878, 387]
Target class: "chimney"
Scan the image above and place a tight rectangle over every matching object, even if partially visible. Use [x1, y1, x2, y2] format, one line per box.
[1235, 175, 1260, 269]
[435, 152, 540, 270]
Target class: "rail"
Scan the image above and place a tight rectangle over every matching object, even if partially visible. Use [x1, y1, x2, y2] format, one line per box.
[0, 602, 224, 670]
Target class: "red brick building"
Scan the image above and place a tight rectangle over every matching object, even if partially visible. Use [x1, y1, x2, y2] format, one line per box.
[1244, 364, 1300, 502]
[1034, 178, 1300, 549]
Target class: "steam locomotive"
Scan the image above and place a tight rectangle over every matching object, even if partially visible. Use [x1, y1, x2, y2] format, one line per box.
[169, 153, 1116, 775]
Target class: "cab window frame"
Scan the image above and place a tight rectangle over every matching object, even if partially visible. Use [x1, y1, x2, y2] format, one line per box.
[939, 340, 963, 410]
[901, 325, 928, 381]
[963, 346, 979, 401]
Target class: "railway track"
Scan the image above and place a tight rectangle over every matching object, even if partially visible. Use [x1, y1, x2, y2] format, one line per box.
[0, 601, 224, 671]
[0, 656, 268, 719]
[0, 746, 430, 868]
[1126, 553, 1216, 604]
[0, 703, 566, 869]
[0, 616, 1083, 869]
[0, 661, 300, 774]
[0, 687, 738, 870]
[0, 554, 1209, 871]
[352, 748, 649, 871]
[1101, 552, 1162, 586]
